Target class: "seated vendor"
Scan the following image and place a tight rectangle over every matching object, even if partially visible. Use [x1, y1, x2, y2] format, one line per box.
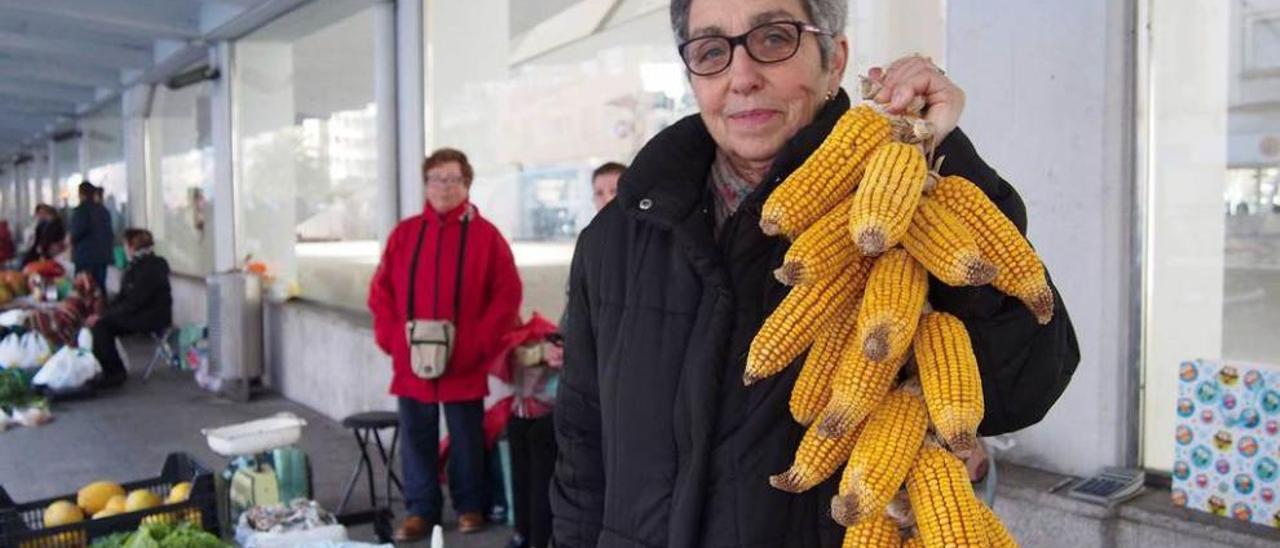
[87, 229, 172, 387]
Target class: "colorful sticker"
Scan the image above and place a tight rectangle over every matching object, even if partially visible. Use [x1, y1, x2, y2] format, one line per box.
[1173, 360, 1280, 529]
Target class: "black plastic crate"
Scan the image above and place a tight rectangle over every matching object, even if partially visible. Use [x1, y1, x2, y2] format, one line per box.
[0, 453, 219, 547]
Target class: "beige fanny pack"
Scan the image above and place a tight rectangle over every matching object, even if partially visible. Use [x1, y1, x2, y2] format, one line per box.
[404, 209, 470, 380]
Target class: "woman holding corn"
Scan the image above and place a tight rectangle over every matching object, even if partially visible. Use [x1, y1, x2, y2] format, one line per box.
[552, 0, 1080, 546]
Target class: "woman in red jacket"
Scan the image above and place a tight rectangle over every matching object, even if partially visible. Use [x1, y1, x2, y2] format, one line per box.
[368, 148, 522, 542]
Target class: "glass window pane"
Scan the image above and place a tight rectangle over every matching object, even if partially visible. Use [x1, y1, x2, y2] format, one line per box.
[146, 80, 215, 276]
[234, 0, 381, 308]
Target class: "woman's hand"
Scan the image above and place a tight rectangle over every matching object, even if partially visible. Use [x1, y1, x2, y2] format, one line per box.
[868, 55, 966, 144]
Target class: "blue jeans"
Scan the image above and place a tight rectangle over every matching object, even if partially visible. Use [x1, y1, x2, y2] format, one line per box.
[398, 397, 487, 520]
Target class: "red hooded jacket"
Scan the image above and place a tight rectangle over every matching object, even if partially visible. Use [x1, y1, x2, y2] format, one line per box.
[368, 201, 522, 403]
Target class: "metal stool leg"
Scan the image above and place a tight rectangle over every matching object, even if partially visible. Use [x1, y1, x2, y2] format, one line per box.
[371, 428, 404, 507]
[386, 426, 404, 497]
[337, 428, 374, 515]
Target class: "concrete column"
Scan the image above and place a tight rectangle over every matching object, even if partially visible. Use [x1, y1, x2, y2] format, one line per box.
[209, 43, 237, 272]
[396, 0, 424, 219]
[46, 141, 58, 205]
[374, 0, 398, 239]
[122, 86, 151, 229]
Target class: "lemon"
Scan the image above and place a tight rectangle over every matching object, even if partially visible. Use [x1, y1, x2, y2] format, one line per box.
[76, 481, 125, 515]
[43, 500, 84, 527]
[124, 489, 162, 512]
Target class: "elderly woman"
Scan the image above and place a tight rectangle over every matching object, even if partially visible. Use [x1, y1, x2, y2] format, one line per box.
[551, 1, 1081, 547]
[368, 148, 523, 542]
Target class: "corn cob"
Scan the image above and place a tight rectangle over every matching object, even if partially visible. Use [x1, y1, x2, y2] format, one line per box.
[769, 420, 863, 493]
[746, 259, 872, 385]
[840, 513, 901, 548]
[848, 142, 928, 256]
[978, 502, 1018, 548]
[856, 248, 928, 363]
[901, 196, 996, 287]
[902, 534, 924, 548]
[914, 312, 985, 458]
[831, 389, 928, 526]
[931, 175, 1054, 324]
[761, 105, 893, 239]
[817, 340, 906, 438]
[790, 297, 861, 425]
[776, 195, 858, 286]
[907, 443, 987, 547]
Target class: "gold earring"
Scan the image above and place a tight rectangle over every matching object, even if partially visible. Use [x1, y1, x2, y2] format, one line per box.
[825, 90, 834, 101]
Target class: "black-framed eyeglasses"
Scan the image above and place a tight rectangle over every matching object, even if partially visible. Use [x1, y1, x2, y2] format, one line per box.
[678, 21, 833, 77]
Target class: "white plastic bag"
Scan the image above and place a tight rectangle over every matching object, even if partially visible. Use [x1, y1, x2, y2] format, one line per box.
[0, 334, 22, 368]
[31, 347, 100, 390]
[77, 327, 93, 349]
[18, 333, 51, 368]
[0, 310, 27, 327]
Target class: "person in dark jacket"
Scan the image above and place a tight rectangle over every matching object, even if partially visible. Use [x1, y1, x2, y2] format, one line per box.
[88, 229, 172, 387]
[550, 1, 1081, 547]
[69, 182, 114, 292]
[22, 204, 66, 266]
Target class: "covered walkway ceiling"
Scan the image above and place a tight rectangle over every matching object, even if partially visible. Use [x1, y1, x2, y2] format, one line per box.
[0, 0, 293, 160]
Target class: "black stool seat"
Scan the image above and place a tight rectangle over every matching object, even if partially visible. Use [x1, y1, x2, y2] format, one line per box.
[342, 411, 399, 429]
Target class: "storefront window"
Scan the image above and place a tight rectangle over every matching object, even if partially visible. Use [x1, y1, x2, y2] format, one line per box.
[145, 80, 215, 276]
[83, 105, 128, 235]
[234, 0, 382, 308]
[1141, 0, 1280, 470]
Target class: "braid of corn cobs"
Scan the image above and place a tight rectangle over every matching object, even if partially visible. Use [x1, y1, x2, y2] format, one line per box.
[790, 296, 861, 426]
[761, 105, 893, 239]
[856, 248, 928, 364]
[776, 195, 858, 286]
[840, 513, 901, 548]
[745, 258, 869, 385]
[914, 311, 985, 458]
[752, 87, 1033, 547]
[902, 196, 997, 287]
[831, 388, 928, 526]
[769, 419, 863, 493]
[930, 174, 1054, 323]
[849, 142, 928, 256]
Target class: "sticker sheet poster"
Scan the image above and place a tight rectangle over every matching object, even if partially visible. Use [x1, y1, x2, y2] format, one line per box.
[1171, 359, 1280, 528]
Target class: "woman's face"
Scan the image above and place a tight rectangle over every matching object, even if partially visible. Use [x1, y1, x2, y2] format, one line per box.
[424, 161, 470, 214]
[686, 0, 846, 169]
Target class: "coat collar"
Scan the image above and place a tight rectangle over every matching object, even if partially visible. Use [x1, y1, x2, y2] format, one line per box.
[616, 89, 853, 228]
[424, 200, 476, 225]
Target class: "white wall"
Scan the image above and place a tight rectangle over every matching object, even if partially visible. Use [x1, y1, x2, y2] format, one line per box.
[947, 0, 1135, 475]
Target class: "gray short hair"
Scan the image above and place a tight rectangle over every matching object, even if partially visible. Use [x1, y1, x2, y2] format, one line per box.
[670, 0, 846, 70]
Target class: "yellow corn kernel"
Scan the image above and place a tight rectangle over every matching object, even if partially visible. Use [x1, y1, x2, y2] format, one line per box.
[902, 534, 924, 548]
[914, 312, 985, 458]
[907, 444, 986, 548]
[931, 175, 1054, 324]
[769, 419, 862, 493]
[978, 502, 1018, 548]
[790, 297, 861, 426]
[762, 105, 893, 239]
[746, 258, 873, 385]
[831, 389, 928, 527]
[902, 196, 996, 287]
[856, 249, 928, 363]
[776, 195, 858, 286]
[840, 513, 901, 548]
[816, 338, 906, 439]
[848, 142, 929, 256]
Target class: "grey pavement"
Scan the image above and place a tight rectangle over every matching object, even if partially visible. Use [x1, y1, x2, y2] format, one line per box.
[0, 340, 513, 547]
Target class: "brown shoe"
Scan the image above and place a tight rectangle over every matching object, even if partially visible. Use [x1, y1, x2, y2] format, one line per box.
[458, 512, 486, 534]
[394, 515, 432, 543]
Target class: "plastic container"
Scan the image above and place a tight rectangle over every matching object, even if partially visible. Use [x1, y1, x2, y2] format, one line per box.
[204, 412, 307, 457]
[0, 453, 218, 547]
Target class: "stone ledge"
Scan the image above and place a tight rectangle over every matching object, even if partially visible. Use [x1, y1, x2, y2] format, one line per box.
[995, 462, 1280, 547]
